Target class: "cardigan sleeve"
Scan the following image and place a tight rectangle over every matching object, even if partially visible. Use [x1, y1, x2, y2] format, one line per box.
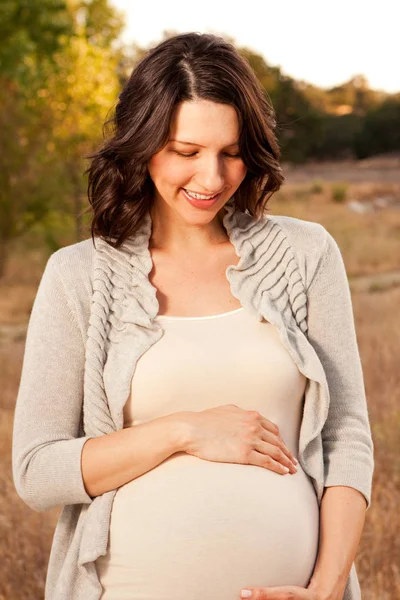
[12, 252, 94, 512]
[306, 229, 374, 510]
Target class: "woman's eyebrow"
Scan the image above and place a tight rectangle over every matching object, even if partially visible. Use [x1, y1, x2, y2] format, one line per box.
[169, 139, 239, 148]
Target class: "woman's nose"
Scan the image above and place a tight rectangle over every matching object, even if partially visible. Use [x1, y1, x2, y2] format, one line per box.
[196, 157, 225, 194]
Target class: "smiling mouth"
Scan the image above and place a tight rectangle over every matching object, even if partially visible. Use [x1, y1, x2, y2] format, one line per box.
[182, 188, 224, 199]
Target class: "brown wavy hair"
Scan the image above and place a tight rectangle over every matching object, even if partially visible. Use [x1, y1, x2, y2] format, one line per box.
[85, 32, 284, 247]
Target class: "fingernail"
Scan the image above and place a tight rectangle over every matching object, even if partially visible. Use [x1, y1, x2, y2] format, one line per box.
[241, 591, 252, 598]
[283, 466, 290, 473]
[293, 457, 298, 464]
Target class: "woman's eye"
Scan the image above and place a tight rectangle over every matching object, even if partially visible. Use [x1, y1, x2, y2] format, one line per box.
[174, 151, 196, 158]
[173, 151, 241, 159]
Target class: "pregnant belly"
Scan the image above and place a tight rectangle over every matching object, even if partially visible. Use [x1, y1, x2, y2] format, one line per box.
[96, 453, 320, 600]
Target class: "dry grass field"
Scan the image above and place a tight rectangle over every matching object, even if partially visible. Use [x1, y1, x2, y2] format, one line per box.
[1, 156, 399, 599]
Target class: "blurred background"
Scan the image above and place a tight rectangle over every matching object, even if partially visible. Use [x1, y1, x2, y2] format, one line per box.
[1, 1, 399, 598]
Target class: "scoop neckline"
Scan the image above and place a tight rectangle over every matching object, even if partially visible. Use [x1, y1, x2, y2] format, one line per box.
[155, 306, 245, 321]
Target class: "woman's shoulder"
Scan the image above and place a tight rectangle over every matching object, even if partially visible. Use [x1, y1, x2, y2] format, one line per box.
[45, 238, 96, 285]
[265, 214, 333, 290]
[48, 237, 96, 272]
[267, 213, 329, 247]
[41, 238, 97, 312]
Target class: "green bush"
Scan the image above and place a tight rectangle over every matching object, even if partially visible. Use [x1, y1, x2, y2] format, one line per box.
[310, 179, 324, 194]
[331, 182, 348, 203]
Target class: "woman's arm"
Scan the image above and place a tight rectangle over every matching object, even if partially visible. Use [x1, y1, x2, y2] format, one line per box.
[12, 250, 189, 511]
[307, 486, 367, 600]
[305, 230, 374, 597]
[11, 252, 94, 511]
[306, 229, 374, 510]
[81, 414, 188, 498]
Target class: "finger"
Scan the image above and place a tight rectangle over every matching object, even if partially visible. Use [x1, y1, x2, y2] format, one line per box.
[259, 417, 280, 436]
[261, 419, 298, 464]
[241, 584, 308, 599]
[250, 450, 292, 475]
[255, 440, 297, 473]
[259, 427, 298, 468]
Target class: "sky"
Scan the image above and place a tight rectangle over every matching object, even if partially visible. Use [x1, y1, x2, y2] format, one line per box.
[110, 0, 400, 94]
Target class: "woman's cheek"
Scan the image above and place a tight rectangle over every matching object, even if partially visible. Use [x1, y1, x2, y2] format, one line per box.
[169, 159, 193, 184]
[232, 161, 247, 185]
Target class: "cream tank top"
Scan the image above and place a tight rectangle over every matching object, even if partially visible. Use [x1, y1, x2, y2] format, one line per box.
[95, 307, 320, 600]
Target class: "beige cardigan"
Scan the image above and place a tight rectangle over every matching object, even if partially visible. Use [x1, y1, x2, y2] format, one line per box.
[12, 197, 374, 599]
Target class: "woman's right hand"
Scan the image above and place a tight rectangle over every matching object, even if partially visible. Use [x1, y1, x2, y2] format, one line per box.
[181, 404, 298, 475]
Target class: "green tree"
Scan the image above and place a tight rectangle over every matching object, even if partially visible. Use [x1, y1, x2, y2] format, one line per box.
[45, 31, 121, 242]
[0, 0, 73, 82]
[0, 0, 74, 276]
[354, 96, 400, 158]
[240, 47, 323, 163]
[0, 0, 123, 276]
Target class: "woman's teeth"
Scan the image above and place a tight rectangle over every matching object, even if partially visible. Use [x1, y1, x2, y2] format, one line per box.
[183, 188, 218, 200]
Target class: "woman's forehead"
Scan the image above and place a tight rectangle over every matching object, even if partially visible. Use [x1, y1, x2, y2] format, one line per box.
[169, 100, 240, 146]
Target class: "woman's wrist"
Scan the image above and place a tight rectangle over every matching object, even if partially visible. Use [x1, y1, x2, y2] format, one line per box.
[166, 411, 195, 453]
[307, 577, 345, 600]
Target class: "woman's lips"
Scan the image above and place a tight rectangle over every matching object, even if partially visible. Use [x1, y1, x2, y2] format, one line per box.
[181, 188, 222, 208]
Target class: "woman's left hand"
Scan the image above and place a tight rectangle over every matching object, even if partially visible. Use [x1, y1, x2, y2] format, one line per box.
[239, 584, 329, 599]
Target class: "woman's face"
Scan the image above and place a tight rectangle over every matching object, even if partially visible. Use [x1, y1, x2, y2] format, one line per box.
[147, 99, 247, 225]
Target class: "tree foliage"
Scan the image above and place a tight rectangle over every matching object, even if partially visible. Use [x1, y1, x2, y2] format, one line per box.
[0, 0, 73, 83]
[354, 96, 400, 158]
[0, 0, 122, 275]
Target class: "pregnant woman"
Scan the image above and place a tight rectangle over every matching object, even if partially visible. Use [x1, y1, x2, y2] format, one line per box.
[12, 33, 374, 600]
